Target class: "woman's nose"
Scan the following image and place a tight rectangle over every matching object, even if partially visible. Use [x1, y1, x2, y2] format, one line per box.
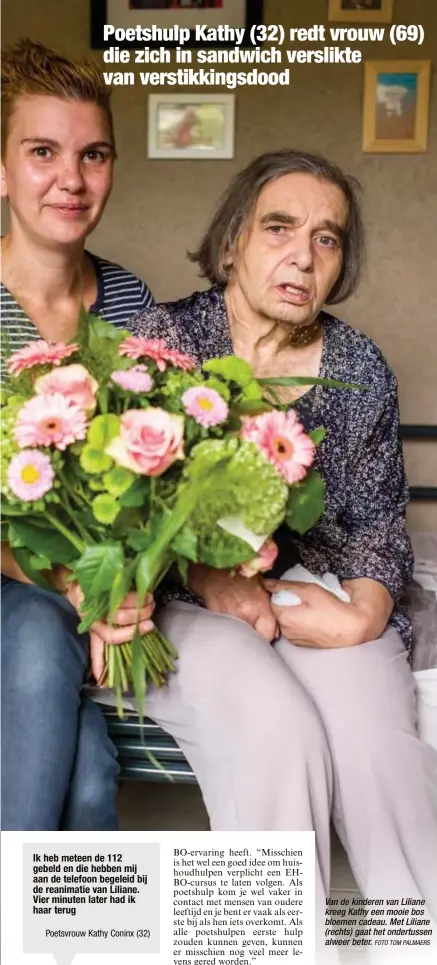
[57, 157, 85, 192]
[285, 236, 314, 272]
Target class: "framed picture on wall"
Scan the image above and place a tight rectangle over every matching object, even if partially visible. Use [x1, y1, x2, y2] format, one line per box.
[328, 0, 394, 22]
[91, 0, 264, 49]
[147, 92, 235, 158]
[362, 60, 431, 153]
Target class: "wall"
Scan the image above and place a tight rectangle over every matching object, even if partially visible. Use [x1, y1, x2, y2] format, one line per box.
[2, 0, 436, 529]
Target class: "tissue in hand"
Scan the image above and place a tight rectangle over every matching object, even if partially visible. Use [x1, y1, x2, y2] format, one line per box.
[270, 564, 351, 606]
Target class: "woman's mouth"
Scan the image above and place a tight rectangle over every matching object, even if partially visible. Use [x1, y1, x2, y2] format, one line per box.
[48, 204, 88, 218]
[276, 283, 310, 305]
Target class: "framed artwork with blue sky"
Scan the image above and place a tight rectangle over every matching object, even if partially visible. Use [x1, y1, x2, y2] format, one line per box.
[362, 60, 431, 152]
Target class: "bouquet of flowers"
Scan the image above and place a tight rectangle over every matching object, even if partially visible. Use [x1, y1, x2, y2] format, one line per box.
[1, 312, 356, 717]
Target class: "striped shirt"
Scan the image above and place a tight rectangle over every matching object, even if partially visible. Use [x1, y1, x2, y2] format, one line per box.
[1, 251, 153, 377]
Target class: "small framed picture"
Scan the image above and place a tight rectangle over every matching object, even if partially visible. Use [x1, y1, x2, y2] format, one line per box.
[328, 0, 394, 22]
[362, 60, 431, 153]
[147, 93, 235, 159]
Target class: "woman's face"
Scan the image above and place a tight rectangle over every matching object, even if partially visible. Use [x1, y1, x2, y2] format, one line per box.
[228, 172, 347, 329]
[1, 94, 115, 250]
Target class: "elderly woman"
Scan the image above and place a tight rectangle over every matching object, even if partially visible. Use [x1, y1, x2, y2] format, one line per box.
[119, 151, 437, 926]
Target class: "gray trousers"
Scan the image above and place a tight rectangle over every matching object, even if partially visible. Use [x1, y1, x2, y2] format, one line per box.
[142, 602, 437, 925]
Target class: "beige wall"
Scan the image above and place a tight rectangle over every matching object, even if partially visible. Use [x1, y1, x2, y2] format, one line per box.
[2, 0, 436, 529]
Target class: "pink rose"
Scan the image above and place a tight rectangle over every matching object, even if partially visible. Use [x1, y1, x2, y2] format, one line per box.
[238, 538, 279, 578]
[106, 408, 184, 476]
[34, 364, 98, 412]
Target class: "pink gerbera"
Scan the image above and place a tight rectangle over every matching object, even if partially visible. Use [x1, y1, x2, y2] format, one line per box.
[241, 409, 315, 484]
[119, 336, 195, 372]
[182, 386, 229, 427]
[111, 365, 154, 393]
[14, 393, 87, 451]
[7, 340, 79, 376]
[7, 450, 54, 501]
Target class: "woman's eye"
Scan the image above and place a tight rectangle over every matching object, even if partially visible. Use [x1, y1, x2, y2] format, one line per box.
[83, 150, 106, 162]
[317, 235, 338, 248]
[31, 146, 53, 159]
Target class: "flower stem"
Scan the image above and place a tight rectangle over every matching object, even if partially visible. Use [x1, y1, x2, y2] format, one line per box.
[44, 511, 85, 553]
[59, 492, 93, 544]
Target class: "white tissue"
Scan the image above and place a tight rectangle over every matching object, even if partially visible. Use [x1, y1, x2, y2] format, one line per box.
[270, 564, 351, 607]
[270, 590, 303, 607]
[217, 516, 268, 552]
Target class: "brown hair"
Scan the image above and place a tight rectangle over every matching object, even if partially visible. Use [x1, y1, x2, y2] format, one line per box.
[1, 38, 115, 152]
[189, 150, 365, 304]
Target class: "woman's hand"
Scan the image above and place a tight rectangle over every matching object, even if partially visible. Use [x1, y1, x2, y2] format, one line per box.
[65, 583, 155, 682]
[189, 563, 279, 642]
[263, 579, 373, 649]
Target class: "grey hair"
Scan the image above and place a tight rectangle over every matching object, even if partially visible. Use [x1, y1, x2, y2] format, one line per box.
[188, 149, 365, 304]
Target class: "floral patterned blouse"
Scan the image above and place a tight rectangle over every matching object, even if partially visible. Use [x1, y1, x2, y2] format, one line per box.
[129, 286, 414, 653]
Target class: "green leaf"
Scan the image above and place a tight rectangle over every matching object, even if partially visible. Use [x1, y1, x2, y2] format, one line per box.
[285, 469, 325, 535]
[74, 543, 125, 598]
[8, 519, 78, 564]
[77, 597, 108, 632]
[89, 316, 120, 340]
[206, 377, 231, 400]
[203, 356, 254, 386]
[127, 528, 155, 552]
[135, 499, 191, 600]
[240, 380, 263, 401]
[171, 526, 198, 562]
[235, 400, 272, 415]
[136, 551, 157, 604]
[119, 477, 150, 508]
[87, 414, 120, 449]
[29, 553, 52, 571]
[309, 427, 328, 445]
[108, 558, 137, 622]
[11, 548, 54, 592]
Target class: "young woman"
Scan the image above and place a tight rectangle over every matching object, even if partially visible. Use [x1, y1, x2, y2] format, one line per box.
[1, 39, 155, 830]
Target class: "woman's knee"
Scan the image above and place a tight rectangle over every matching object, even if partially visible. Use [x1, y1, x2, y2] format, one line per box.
[1, 584, 89, 699]
[159, 604, 328, 759]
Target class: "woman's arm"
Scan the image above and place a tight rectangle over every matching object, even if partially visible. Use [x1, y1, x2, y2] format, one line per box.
[265, 575, 393, 648]
[335, 364, 413, 603]
[1, 541, 67, 590]
[265, 365, 413, 649]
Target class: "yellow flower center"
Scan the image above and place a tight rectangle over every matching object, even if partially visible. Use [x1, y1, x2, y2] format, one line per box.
[198, 397, 214, 411]
[21, 465, 40, 484]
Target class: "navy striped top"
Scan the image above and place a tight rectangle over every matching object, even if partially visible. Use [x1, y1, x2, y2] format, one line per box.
[1, 251, 153, 377]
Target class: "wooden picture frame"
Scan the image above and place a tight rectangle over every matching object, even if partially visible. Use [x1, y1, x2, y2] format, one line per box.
[362, 60, 431, 153]
[328, 0, 394, 22]
[147, 92, 235, 159]
[91, 0, 264, 49]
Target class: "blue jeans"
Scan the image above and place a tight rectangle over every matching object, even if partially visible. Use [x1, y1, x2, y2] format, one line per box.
[1, 580, 120, 830]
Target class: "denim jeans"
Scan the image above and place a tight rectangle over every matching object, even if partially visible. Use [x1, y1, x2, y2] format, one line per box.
[1, 579, 120, 830]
